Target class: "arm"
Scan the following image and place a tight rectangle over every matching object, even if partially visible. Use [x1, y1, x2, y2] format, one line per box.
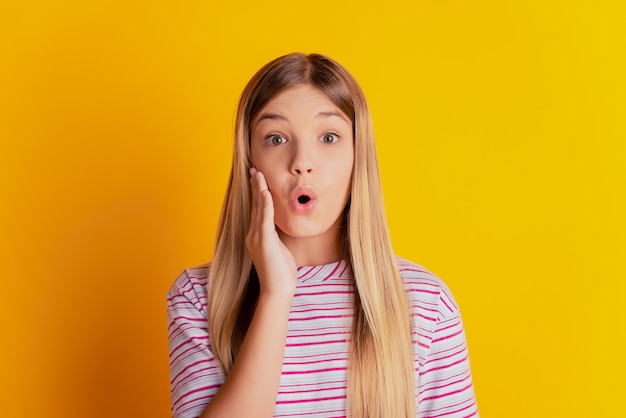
[199, 168, 297, 418]
[200, 293, 292, 417]
[167, 271, 292, 418]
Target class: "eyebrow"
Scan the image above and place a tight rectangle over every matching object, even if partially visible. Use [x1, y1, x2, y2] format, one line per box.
[315, 111, 350, 124]
[255, 112, 288, 124]
[255, 111, 350, 125]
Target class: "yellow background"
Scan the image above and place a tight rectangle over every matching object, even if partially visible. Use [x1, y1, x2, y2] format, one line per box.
[1, 1, 624, 417]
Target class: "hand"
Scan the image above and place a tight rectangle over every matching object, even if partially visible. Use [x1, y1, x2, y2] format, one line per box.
[245, 167, 297, 298]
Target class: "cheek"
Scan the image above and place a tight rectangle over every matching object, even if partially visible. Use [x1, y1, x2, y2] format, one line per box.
[257, 169, 282, 197]
[336, 154, 354, 188]
[250, 151, 273, 182]
[249, 137, 272, 168]
[250, 141, 279, 170]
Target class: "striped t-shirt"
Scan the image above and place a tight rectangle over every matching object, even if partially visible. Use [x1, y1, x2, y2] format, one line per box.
[167, 257, 478, 417]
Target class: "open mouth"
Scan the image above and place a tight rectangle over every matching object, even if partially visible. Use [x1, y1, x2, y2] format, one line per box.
[290, 186, 317, 213]
[297, 195, 311, 204]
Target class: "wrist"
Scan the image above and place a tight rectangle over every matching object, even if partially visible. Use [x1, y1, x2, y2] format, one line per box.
[258, 287, 295, 305]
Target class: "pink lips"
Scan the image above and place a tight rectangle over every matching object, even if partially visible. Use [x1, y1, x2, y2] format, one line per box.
[289, 186, 318, 214]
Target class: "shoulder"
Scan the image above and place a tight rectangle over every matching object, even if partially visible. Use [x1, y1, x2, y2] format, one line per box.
[167, 264, 211, 319]
[396, 256, 460, 321]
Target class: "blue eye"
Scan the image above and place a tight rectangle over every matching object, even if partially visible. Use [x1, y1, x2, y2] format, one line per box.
[321, 132, 339, 144]
[265, 134, 287, 146]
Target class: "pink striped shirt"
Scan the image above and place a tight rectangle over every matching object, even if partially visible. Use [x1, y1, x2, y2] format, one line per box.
[167, 257, 478, 417]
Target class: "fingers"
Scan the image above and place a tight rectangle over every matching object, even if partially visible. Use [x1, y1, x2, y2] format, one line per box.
[249, 167, 275, 236]
[259, 182, 274, 236]
[249, 167, 264, 223]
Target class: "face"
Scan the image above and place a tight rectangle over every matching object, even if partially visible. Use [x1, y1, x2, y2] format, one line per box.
[250, 84, 354, 249]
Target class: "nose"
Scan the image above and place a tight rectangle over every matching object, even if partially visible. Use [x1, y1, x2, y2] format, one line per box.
[290, 141, 314, 175]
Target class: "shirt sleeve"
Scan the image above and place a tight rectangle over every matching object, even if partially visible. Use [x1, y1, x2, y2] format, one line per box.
[167, 269, 225, 418]
[417, 285, 479, 418]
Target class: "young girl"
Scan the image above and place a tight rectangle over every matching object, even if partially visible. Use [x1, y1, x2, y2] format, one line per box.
[167, 53, 478, 418]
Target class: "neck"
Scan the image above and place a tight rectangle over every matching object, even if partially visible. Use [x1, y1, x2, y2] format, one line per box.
[278, 222, 344, 266]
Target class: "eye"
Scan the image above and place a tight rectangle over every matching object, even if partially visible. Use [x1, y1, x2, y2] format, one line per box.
[265, 134, 287, 146]
[320, 132, 340, 144]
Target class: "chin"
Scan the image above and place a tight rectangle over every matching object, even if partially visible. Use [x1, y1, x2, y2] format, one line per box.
[277, 220, 335, 240]
[278, 225, 323, 239]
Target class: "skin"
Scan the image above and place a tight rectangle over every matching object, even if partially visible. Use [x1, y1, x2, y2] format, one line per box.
[200, 84, 355, 417]
[249, 84, 354, 268]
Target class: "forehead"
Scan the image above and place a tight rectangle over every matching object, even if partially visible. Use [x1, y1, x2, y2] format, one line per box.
[253, 84, 350, 126]
[264, 84, 332, 107]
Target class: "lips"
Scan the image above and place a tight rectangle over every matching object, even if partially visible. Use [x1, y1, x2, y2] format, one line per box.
[289, 185, 318, 214]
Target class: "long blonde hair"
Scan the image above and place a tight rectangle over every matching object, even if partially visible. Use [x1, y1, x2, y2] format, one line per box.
[208, 53, 415, 417]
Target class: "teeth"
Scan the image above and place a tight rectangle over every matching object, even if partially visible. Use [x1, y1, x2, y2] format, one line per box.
[298, 195, 311, 204]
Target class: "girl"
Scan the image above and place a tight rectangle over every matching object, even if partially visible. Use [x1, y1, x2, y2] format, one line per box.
[167, 53, 478, 418]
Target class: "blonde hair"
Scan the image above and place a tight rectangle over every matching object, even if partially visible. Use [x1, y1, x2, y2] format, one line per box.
[208, 53, 415, 417]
